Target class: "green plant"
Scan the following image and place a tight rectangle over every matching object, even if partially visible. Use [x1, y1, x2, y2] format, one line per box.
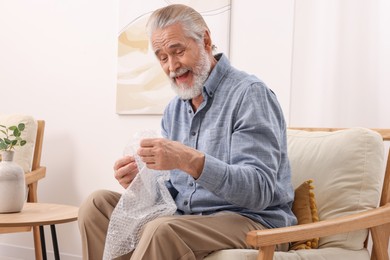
[0, 123, 27, 151]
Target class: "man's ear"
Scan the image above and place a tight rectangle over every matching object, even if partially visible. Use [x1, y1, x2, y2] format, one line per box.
[203, 30, 213, 52]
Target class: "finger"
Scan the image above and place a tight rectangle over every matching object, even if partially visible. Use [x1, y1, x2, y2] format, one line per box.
[114, 161, 138, 180]
[119, 177, 132, 189]
[137, 147, 155, 157]
[119, 175, 133, 185]
[140, 156, 155, 164]
[114, 168, 127, 181]
[139, 138, 156, 147]
[113, 155, 134, 171]
[145, 162, 157, 170]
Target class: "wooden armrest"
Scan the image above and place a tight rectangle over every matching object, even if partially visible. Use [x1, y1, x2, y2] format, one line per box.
[25, 166, 46, 185]
[247, 203, 390, 247]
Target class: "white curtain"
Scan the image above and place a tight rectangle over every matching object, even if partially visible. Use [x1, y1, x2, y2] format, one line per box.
[289, 0, 390, 128]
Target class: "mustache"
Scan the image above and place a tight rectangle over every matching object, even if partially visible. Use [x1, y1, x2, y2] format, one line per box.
[169, 68, 190, 79]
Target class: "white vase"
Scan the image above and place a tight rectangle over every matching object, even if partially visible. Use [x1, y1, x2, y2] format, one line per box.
[0, 150, 26, 213]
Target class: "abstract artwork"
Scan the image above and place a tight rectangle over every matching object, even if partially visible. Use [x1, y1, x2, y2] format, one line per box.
[116, 0, 231, 114]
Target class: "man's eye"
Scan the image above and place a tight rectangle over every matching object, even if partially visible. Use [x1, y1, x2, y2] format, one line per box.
[160, 56, 168, 62]
[177, 50, 184, 55]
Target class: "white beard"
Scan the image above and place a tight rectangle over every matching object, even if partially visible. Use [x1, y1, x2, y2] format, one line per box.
[169, 47, 211, 100]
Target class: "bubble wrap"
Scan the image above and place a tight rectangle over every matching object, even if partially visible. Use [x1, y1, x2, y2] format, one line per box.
[103, 131, 177, 260]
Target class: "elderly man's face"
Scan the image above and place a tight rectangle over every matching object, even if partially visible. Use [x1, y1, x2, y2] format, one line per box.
[151, 23, 211, 100]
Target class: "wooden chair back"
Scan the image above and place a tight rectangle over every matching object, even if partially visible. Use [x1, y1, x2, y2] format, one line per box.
[24, 120, 46, 202]
[0, 119, 46, 260]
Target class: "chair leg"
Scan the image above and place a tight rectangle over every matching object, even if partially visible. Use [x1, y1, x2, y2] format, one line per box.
[257, 245, 275, 260]
[370, 223, 390, 260]
[33, 226, 43, 260]
[28, 182, 43, 259]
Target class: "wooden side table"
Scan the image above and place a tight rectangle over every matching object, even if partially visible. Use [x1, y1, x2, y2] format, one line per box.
[0, 202, 78, 260]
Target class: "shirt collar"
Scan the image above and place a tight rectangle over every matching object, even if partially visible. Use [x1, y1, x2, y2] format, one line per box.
[202, 53, 230, 98]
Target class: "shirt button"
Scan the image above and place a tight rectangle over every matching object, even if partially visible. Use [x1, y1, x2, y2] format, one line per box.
[184, 200, 188, 206]
[191, 131, 196, 136]
[188, 109, 192, 113]
[189, 182, 194, 187]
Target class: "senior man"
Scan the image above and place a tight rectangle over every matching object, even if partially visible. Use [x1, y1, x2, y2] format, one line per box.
[78, 4, 296, 260]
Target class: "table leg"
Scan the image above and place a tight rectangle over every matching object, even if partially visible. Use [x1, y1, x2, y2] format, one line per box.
[39, 226, 47, 260]
[50, 224, 60, 259]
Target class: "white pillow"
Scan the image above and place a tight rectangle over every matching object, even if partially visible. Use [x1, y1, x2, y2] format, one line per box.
[287, 128, 384, 250]
[0, 114, 38, 172]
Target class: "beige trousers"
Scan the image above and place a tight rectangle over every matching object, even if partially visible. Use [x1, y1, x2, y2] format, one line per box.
[78, 189, 287, 260]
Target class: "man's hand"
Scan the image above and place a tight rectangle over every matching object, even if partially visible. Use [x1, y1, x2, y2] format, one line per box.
[138, 138, 205, 179]
[113, 155, 139, 189]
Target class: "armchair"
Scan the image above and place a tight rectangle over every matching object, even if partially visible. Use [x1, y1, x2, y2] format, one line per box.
[206, 127, 390, 260]
[0, 115, 46, 260]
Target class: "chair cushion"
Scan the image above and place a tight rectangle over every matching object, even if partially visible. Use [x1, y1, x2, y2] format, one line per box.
[287, 128, 384, 250]
[205, 247, 370, 260]
[275, 247, 370, 260]
[0, 114, 37, 172]
[205, 249, 260, 260]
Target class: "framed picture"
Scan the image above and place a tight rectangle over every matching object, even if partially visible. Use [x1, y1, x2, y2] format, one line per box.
[116, 0, 231, 115]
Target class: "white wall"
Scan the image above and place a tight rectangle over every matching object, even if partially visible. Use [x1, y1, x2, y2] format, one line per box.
[0, 0, 161, 258]
[1, 0, 389, 258]
[230, 0, 295, 119]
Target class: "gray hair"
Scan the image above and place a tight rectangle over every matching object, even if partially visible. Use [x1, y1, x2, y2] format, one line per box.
[146, 4, 210, 44]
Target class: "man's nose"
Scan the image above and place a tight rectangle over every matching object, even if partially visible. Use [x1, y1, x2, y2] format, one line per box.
[168, 57, 180, 73]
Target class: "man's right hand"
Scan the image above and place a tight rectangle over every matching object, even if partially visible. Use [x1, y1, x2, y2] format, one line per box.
[113, 155, 139, 189]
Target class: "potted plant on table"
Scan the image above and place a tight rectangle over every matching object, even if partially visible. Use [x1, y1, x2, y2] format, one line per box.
[0, 123, 27, 213]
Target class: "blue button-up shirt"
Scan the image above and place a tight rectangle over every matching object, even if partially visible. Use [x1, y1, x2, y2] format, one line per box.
[161, 54, 297, 228]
